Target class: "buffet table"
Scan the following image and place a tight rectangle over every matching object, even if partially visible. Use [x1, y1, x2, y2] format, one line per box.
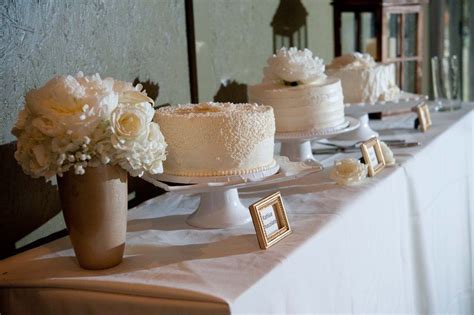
[1, 105, 473, 314]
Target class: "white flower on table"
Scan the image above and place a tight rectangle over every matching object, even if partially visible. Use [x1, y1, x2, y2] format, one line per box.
[330, 158, 368, 186]
[380, 141, 396, 166]
[263, 47, 327, 85]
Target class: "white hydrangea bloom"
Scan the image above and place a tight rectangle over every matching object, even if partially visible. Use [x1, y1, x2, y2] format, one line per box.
[114, 122, 167, 177]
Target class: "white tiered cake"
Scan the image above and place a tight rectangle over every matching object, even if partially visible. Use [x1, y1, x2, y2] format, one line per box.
[155, 102, 276, 177]
[248, 47, 346, 134]
[326, 53, 400, 104]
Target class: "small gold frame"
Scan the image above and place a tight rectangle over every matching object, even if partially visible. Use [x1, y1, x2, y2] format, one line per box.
[249, 192, 291, 249]
[415, 102, 432, 132]
[360, 137, 386, 177]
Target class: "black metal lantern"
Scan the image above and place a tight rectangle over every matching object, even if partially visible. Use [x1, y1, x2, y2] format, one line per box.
[271, 0, 308, 52]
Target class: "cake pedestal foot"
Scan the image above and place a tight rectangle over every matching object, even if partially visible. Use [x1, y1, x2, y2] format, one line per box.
[186, 188, 250, 229]
[280, 140, 317, 163]
[275, 116, 360, 163]
[331, 114, 378, 141]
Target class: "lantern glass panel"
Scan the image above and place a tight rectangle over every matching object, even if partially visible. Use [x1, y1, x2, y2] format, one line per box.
[395, 62, 401, 83]
[341, 12, 356, 54]
[361, 12, 377, 58]
[388, 13, 402, 58]
[404, 61, 417, 92]
[404, 13, 418, 57]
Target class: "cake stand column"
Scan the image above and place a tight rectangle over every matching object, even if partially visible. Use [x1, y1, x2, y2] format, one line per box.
[332, 113, 378, 141]
[186, 188, 251, 229]
[280, 140, 315, 162]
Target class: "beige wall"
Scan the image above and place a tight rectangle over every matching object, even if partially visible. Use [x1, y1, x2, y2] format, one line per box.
[194, 0, 279, 102]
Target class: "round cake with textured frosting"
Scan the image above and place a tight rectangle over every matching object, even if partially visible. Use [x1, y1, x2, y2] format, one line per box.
[247, 47, 346, 133]
[326, 53, 400, 104]
[155, 102, 276, 177]
[248, 77, 345, 133]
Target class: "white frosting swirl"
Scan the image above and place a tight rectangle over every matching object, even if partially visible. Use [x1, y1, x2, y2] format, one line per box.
[327, 52, 376, 70]
[263, 47, 326, 84]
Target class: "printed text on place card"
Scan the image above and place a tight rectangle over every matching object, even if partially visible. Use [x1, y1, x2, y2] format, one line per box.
[260, 206, 279, 237]
[367, 146, 379, 167]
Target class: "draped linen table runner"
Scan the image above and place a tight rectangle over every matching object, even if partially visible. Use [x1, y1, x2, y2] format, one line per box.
[1, 105, 472, 314]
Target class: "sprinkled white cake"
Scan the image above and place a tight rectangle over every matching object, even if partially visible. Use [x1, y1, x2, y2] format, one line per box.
[326, 53, 400, 104]
[248, 47, 346, 133]
[155, 102, 276, 177]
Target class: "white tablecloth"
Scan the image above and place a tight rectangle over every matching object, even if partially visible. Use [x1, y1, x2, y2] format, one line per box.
[1, 106, 473, 314]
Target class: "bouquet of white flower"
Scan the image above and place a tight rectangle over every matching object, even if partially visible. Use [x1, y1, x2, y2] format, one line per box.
[12, 72, 167, 180]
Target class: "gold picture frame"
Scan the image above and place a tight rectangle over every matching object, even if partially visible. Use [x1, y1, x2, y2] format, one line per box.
[415, 102, 432, 132]
[360, 137, 386, 177]
[249, 192, 291, 249]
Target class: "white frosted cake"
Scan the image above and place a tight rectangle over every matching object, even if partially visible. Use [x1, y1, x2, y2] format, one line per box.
[248, 47, 346, 133]
[326, 53, 400, 104]
[155, 102, 276, 177]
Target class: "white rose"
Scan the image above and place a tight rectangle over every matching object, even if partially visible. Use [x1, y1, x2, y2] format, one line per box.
[31, 116, 63, 137]
[380, 141, 396, 166]
[113, 79, 140, 94]
[25, 72, 118, 137]
[14, 131, 58, 179]
[330, 158, 368, 186]
[263, 47, 326, 84]
[111, 102, 155, 144]
[113, 80, 154, 108]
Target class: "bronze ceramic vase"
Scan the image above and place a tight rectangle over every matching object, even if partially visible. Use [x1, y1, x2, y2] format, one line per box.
[58, 164, 128, 270]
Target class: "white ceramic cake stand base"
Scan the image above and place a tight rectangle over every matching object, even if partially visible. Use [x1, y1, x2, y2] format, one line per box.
[186, 188, 248, 228]
[330, 113, 378, 141]
[144, 157, 322, 229]
[332, 92, 428, 142]
[150, 163, 280, 229]
[276, 116, 360, 163]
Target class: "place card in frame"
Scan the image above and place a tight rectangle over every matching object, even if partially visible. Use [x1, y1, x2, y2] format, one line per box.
[360, 137, 386, 177]
[415, 102, 432, 132]
[249, 192, 291, 249]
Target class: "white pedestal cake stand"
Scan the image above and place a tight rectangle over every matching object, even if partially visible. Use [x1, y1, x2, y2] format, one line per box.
[276, 116, 360, 163]
[333, 92, 428, 141]
[143, 157, 322, 229]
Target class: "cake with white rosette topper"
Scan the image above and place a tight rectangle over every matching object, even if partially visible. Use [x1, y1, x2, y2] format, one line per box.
[326, 52, 400, 104]
[248, 47, 346, 133]
[155, 102, 276, 177]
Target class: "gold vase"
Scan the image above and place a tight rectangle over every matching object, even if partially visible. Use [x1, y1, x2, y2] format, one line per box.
[58, 164, 128, 270]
